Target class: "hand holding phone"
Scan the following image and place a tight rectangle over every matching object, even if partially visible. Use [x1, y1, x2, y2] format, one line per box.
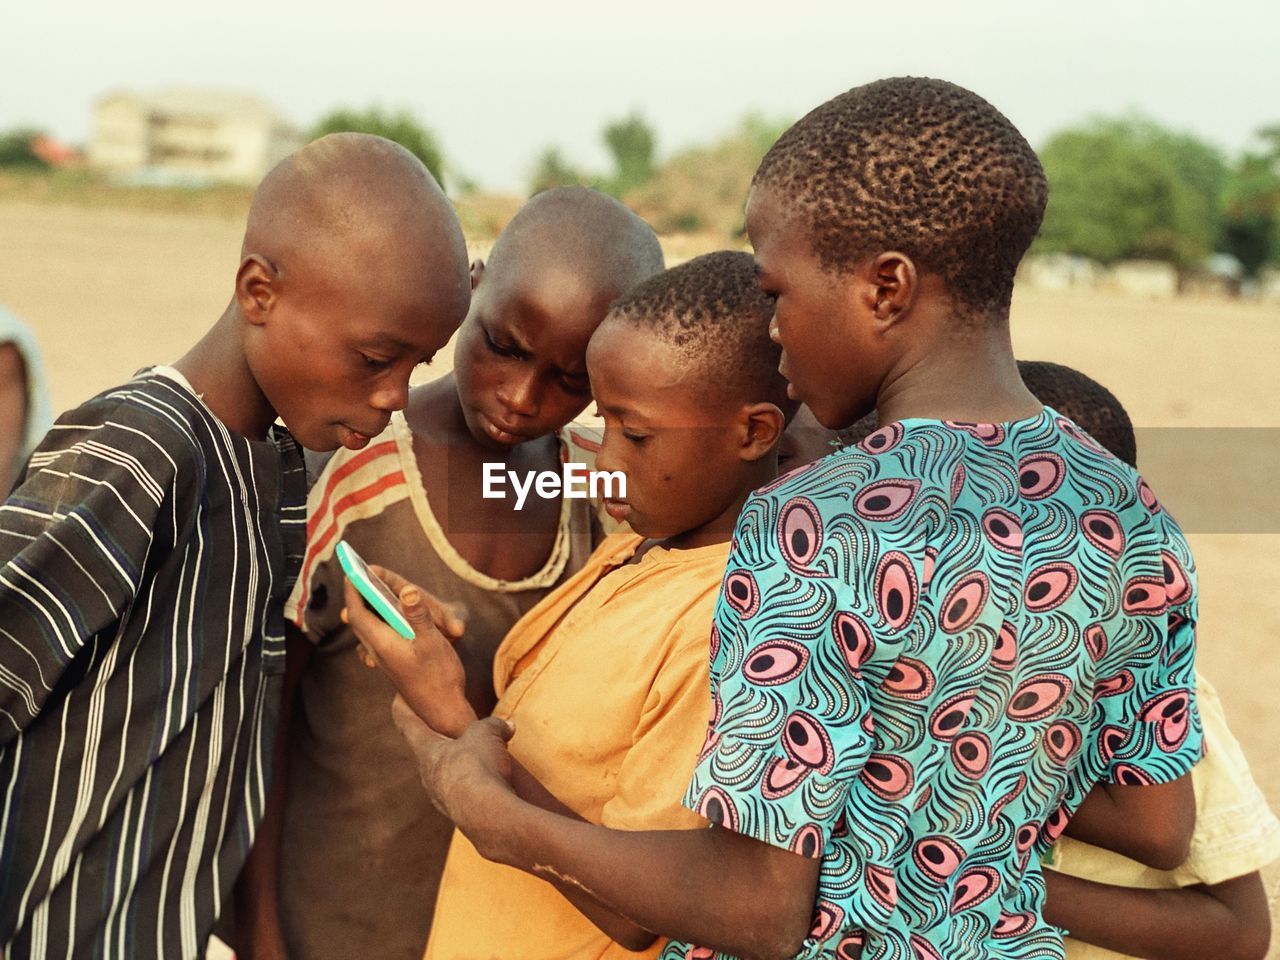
[336, 541, 416, 640]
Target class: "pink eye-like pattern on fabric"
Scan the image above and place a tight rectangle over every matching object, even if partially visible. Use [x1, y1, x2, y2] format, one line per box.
[950, 866, 1001, 913]
[912, 835, 965, 882]
[951, 732, 991, 778]
[1017, 452, 1066, 499]
[782, 711, 835, 774]
[1112, 763, 1156, 786]
[835, 934, 865, 960]
[854, 478, 921, 522]
[1015, 823, 1038, 858]
[992, 621, 1018, 670]
[1056, 416, 1107, 454]
[909, 935, 944, 960]
[833, 612, 875, 674]
[791, 823, 825, 859]
[914, 785, 932, 812]
[993, 913, 1037, 939]
[743, 639, 809, 687]
[860, 754, 915, 801]
[1097, 725, 1128, 763]
[694, 787, 739, 831]
[1041, 804, 1070, 843]
[875, 551, 918, 629]
[762, 757, 809, 800]
[939, 572, 989, 633]
[1139, 689, 1193, 752]
[866, 865, 898, 911]
[1007, 674, 1073, 722]
[981, 507, 1024, 555]
[1161, 551, 1192, 604]
[883, 658, 936, 700]
[1095, 670, 1136, 699]
[1138, 476, 1162, 513]
[1044, 720, 1082, 763]
[1084, 623, 1108, 662]
[1080, 509, 1126, 558]
[809, 900, 844, 940]
[723, 571, 759, 618]
[929, 691, 976, 741]
[921, 546, 937, 587]
[858, 422, 903, 454]
[944, 421, 1006, 445]
[1122, 576, 1169, 616]
[777, 497, 823, 570]
[950, 462, 966, 502]
[1024, 562, 1079, 612]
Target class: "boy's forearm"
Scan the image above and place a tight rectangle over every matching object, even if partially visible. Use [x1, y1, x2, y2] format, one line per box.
[471, 793, 819, 960]
[1043, 869, 1271, 960]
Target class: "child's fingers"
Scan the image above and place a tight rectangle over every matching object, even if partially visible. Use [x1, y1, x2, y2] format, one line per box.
[342, 578, 398, 656]
[385, 577, 466, 639]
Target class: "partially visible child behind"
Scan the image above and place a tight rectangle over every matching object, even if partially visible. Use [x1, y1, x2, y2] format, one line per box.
[253, 188, 664, 960]
[0, 134, 471, 958]
[0, 305, 51, 495]
[355, 78, 1206, 960]
[1016, 361, 1278, 960]
[348, 251, 795, 959]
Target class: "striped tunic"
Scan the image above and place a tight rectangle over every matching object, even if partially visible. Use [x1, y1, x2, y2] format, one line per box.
[0, 367, 306, 959]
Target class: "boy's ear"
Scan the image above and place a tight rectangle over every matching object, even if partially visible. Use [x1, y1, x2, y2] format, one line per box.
[236, 254, 281, 326]
[738, 402, 786, 462]
[470, 258, 486, 291]
[859, 251, 918, 327]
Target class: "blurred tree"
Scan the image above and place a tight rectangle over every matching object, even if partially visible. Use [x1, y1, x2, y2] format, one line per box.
[627, 113, 790, 238]
[1221, 126, 1280, 278]
[601, 112, 657, 197]
[528, 146, 592, 195]
[310, 108, 444, 183]
[0, 129, 49, 168]
[1037, 116, 1227, 270]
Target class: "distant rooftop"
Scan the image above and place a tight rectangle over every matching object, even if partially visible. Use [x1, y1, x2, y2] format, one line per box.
[95, 88, 294, 125]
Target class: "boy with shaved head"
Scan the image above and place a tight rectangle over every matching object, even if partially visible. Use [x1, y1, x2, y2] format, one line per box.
[0, 133, 470, 959]
[262, 186, 663, 960]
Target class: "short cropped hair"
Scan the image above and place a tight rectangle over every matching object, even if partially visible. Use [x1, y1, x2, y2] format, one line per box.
[1018, 360, 1137, 468]
[607, 251, 795, 415]
[754, 77, 1048, 317]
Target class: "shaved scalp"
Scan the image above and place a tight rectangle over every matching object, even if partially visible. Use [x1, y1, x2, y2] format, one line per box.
[244, 132, 467, 293]
[486, 186, 664, 299]
[755, 77, 1048, 319]
[606, 251, 794, 416]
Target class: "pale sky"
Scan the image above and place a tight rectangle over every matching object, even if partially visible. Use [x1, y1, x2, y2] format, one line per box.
[5, 0, 1277, 192]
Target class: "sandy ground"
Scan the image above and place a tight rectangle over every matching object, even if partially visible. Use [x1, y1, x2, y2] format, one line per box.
[3, 200, 1280, 954]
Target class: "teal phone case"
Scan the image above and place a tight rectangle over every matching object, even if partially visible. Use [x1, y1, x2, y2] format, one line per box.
[335, 541, 416, 640]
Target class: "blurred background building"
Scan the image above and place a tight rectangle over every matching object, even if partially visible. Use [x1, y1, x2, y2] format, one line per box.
[88, 89, 302, 186]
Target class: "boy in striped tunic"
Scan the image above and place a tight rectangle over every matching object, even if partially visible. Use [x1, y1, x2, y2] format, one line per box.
[0, 133, 471, 959]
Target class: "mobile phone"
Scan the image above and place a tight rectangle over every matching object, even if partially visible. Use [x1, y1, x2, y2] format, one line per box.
[335, 541, 416, 640]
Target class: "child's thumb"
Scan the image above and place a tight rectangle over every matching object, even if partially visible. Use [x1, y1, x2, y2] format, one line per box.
[479, 715, 515, 742]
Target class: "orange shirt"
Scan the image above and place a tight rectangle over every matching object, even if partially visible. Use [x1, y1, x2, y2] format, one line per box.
[425, 533, 726, 960]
